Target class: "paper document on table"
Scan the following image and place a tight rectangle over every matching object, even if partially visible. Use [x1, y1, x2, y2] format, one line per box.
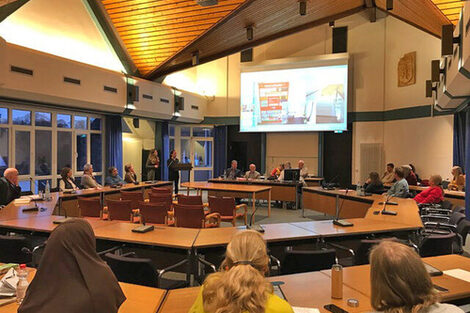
[13, 197, 30, 204]
[293, 307, 321, 313]
[443, 269, 470, 283]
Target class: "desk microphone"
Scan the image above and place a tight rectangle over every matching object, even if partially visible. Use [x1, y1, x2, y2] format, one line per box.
[380, 189, 403, 216]
[247, 202, 264, 233]
[332, 189, 353, 227]
[24, 177, 40, 212]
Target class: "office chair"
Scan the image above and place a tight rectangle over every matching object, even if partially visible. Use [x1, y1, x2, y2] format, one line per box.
[151, 187, 173, 195]
[106, 199, 133, 221]
[173, 204, 220, 228]
[0, 234, 33, 264]
[281, 246, 337, 275]
[208, 196, 247, 226]
[149, 193, 173, 209]
[177, 194, 203, 205]
[419, 232, 459, 257]
[138, 202, 169, 224]
[120, 190, 144, 210]
[78, 197, 102, 218]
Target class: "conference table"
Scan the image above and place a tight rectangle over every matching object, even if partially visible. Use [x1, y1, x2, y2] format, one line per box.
[208, 178, 301, 209]
[181, 181, 272, 218]
[304, 177, 324, 187]
[384, 183, 465, 207]
[158, 254, 470, 313]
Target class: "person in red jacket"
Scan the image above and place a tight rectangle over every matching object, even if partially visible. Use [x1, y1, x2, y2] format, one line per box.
[414, 175, 444, 204]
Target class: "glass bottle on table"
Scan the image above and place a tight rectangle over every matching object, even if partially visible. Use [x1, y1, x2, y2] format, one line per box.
[16, 264, 29, 304]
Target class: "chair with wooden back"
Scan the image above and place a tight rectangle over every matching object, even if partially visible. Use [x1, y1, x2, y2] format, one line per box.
[173, 204, 220, 228]
[138, 201, 168, 224]
[208, 196, 247, 226]
[177, 194, 203, 205]
[120, 190, 144, 210]
[151, 187, 173, 194]
[149, 193, 173, 210]
[78, 197, 102, 218]
[106, 199, 133, 221]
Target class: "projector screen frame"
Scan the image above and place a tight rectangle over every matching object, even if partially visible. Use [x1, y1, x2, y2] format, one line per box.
[239, 53, 351, 133]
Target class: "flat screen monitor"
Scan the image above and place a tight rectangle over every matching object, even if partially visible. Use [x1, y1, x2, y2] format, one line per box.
[284, 169, 300, 182]
[240, 54, 349, 132]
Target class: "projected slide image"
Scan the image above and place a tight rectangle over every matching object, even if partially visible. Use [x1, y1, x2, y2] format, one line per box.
[240, 64, 348, 132]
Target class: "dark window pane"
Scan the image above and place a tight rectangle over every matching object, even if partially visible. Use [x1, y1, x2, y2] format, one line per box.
[0, 108, 8, 124]
[57, 114, 71, 128]
[76, 134, 87, 171]
[95, 175, 102, 184]
[18, 181, 31, 193]
[192, 127, 213, 137]
[35, 112, 51, 127]
[15, 131, 30, 175]
[35, 130, 52, 175]
[12, 110, 31, 125]
[0, 128, 8, 176]
[90, 118, 101, 130]
[57, 132, 72, 174]
[181, 127, 190, 137]
[169, 125, 175, 137]
[194, 170, 212, 181]
[91, 134, 102, 172]
[74, 116, 87, 130]
[36, 179, 52, 193]
[194, 141, 212, 167]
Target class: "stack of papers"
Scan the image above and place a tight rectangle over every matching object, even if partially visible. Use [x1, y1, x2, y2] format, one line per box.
[293, 307, 321, 313]
[0, 268, 18, 297]
[13, 197, 31, 205]
[443, 269, 470, 282]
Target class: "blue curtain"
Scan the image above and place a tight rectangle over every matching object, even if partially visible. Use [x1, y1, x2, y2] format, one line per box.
[105, 115, 123, 177]
[161, 121, 169, 181]
[453, 111, 466, 171]
[465, 109, 470, 218]
[214, 126, 227, 178]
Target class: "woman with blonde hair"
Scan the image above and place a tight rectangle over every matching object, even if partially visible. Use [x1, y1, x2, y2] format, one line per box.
[189, 230, 293, 313]
[448, 166, 465, 191]
[370, 240, 463, 313]
[146, 149, 160, 181]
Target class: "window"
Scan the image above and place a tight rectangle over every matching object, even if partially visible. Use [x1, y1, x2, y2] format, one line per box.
[74, 116, 87, 130]
[91, 134, 102, 172]
[12, 110, 31, 125]
[181, 127, 190, 137]
[57, 132, 72, 174]
[169, 125, 175, 137]
[57, 114, 71, 128]
[76, 134, 87, 171]
[90, 118, 101, 130]
[35, 130, 52, 175]
[0, 128, 8, 176]
[35, 112, 52, 127]
[0, 108, 8, 124]
[193, 127, 213, 137]
[15, 131, 30, 175]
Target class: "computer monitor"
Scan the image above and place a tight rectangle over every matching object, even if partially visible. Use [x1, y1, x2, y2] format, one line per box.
[284, 169, 300, 182]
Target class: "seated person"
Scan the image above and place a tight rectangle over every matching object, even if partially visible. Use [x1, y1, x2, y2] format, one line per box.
[386, 167, 409, 198]
[363, 172, 384, 194]
[403, 165, 417, 186]
[448, 166, 465, 191]
[381, 163, 395, 184]
[414, 175, 444, 204]
[59, 167, 79, 192]
[18, 219, 125, 313]
[244, 164, 261, 180]
[225, 160, 242, 180]
[0, 168, 21, 205]
[81, 163, 102, 189]
[270, 163, 284, 179]
[370, 240, 463, 313]
[189, 230, 294, 313]
[409, 163, 420, 182]
[298, 160, 308, 178]
[105, 167, 125, 186]
[278, 162, 293, 181]
[124, 163, 137, 183]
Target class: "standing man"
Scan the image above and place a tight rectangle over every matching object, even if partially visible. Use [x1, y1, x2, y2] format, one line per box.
[244, 164, 261, 180]
[167, 150, 180, 194]
[0, 168, 21, 205]
[225, 160, 242, 180]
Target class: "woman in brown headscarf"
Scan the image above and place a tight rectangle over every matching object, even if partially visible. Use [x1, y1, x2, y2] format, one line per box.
[18, 219, 126, 313]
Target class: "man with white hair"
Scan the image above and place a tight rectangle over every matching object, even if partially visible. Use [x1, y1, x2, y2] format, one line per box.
[0, 168, 21, 205]
[298, 160, 308, 179]
[81, 164, 102, 189]
[244, 164, 261, 180]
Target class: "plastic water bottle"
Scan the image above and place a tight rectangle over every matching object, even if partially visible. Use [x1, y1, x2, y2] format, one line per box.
[356, 182, 361, 196]
[45, 181, 51, 201]
[16, 264, 29, 304]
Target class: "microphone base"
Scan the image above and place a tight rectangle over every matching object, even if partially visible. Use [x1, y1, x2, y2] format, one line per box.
[381, 210, 398, 216]
[332, 219, 354, 227]
[247, 224, 265, 233]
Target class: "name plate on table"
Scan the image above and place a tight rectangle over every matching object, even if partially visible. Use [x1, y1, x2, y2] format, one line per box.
[132, 225, 155, 233]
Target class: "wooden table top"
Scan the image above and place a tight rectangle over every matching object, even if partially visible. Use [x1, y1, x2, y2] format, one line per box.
[158, 287, 200, 313]
[59, 181, 172, 199]
[383, 183, 465, 199]
[0, 193, 58, 222]
[208, 178, 302, 187]
[92, 222, 199, 249]
[181, 182, 271, 193]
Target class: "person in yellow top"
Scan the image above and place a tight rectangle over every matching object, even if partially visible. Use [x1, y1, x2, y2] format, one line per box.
[188, 230, 294, 313]
[448, 166, 465, 191]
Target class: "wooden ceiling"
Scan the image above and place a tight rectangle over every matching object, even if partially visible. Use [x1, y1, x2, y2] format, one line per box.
[431, 0, 465, 24]
[100, 0, 247, 75]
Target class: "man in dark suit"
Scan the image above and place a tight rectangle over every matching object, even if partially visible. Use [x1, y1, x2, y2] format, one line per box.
[167, 150, 180, 194]
[0, 168, 21, 206]
[225, 160, 242, 180]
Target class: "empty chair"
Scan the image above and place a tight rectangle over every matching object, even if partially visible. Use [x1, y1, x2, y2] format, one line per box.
[0, 234, 32, 264]
[120, 190, 144, 210]
[78, 197, 102, 218]
[440, 200, 454, 211]
[139, 202, 168, 224]
[453, 206, 466, 214]
[173, 204, 220, 228]
[281, 247, 337, 274]
[457, 218, 470, 246]
[450, 212, 466, 226]
[177, 194, 203, 205]
[149, 193, 173, 209]
[419, 233, 459, 257]
[208, 196, 247, 226]
[103, 252, 187, 289]
[151, 187, 172, 194]
[106, 199, 133, 221]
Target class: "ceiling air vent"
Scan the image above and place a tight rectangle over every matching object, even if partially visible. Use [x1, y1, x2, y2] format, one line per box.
[10, 65, 33, 76]
[196, 0, 218, 6]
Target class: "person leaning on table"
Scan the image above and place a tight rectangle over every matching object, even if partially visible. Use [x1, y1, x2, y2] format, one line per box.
[369, 240, 463, 313]
[189, 230, 294, 313]
[244, 163, 261, 180]
[0, 167, 21, 205]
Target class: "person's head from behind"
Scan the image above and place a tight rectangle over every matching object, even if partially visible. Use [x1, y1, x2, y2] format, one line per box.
[370, 241, 437, 313]
[4, 168, 19, 185]
[202, 230, 271, 313]
[249, 164, 256, 172]
[409, 164, 416, 173]
[369, 172, 380, 184]
[298, 160, 305, 169]
[231, 160, 238, 169]
[124, 163, 134, 173]
[452, 166, 463, 178]
[279, 163, 285, 171]
[61, 167, 72, 180]
[394, 167, 405, 180]
[108, 167, 118, 177]
[429, 175, 442, 187]
[285, 162, 292, 169]
[83, 163, 93, 175]
[386, 163, 394, 173]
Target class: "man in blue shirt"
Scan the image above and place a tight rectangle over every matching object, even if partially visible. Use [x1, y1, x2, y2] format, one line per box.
[105, 167, 125, 186]
[387, 166, 409, 198]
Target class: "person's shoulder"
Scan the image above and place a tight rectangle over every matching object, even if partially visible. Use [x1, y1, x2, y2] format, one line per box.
[265, 294, 294, 313]
[427, 303, 465, 313]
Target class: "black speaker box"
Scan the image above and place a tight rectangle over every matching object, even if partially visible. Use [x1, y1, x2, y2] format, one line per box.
[133, 118, 139, 128]
[241, 48, 253, 62]
[332, 27, 348, 53]
[426, 80, 433, 98]
[431, 60, 441, 83]
[442, 24, 455, 56]
[127, 84, 139, 104]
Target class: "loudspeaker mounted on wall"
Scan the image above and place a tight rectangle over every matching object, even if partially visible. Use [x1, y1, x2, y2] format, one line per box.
[133, 118, 139, 128]
[192, 51, 200, 66]
[332, 26, 348, 53]
[431, 60, 444, 83]
[241, 48, 253, 62]
[441, 24, 459, 56]
[126, 83, 139, 104]
[246, 26, 254, 41]
[425, 80, 437, 98]
[299, 0, 306, 16]
[386, 0, 393, 10]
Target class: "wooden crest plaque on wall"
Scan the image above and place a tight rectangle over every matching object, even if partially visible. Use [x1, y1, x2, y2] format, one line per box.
[398, 51, 416, 87]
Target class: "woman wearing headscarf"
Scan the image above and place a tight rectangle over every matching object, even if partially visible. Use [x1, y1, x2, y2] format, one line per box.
[18, 219, 126, 313]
